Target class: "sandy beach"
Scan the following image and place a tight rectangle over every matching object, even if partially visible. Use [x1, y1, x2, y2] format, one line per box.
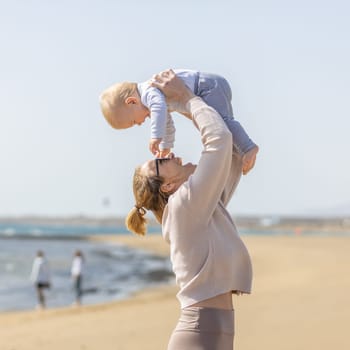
[1, 234, 349, 350]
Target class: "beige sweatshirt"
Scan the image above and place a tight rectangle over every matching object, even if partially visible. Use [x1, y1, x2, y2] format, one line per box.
[162, 97, 252, 309]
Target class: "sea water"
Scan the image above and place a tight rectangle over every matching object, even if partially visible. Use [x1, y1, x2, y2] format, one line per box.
[1, 219, 347, 312]
[0, 222, 173, 312]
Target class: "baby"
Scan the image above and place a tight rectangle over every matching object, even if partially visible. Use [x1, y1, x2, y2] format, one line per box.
[99, 69, 259, 174]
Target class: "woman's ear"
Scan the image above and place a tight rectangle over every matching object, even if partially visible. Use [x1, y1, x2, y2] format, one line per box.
[160, 182, 176, 194]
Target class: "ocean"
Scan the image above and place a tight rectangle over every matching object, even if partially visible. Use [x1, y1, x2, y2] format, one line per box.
[1, 218, 348, 312]
[0, 221, 172, 312]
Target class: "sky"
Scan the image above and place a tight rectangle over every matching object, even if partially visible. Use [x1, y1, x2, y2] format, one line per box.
[0, 0, 349, 218]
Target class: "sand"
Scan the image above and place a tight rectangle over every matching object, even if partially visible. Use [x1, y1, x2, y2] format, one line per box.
[0, 234, 349, 350]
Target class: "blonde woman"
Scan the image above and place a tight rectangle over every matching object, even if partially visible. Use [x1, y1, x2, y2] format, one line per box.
[126, 70, 253, 350]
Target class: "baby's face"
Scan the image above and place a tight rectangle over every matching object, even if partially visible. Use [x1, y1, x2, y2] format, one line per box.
[112, 104, 149, 129]
[131, 104, 149, 126]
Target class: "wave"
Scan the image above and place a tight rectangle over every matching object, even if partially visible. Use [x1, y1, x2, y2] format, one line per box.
[0, 222, 161, 239]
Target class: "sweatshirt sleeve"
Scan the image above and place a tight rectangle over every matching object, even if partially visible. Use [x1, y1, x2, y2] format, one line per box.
[182, 97, 232, 224]
[143, 87, 168, 140]
[220, 146, 243, 206]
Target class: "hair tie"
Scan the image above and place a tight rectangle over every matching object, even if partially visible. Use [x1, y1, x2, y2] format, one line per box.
[135, 205, 146, 215]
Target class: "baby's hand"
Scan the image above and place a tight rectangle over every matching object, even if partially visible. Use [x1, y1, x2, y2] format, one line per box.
[157, 148, 171, 158]
[149, 138, 162, 155]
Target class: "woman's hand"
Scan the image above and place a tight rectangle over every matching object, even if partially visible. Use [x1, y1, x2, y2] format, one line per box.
[150, 69, 195, 114]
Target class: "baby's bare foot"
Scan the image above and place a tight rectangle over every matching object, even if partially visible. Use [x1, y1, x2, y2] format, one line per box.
[242, 145, 259, 175]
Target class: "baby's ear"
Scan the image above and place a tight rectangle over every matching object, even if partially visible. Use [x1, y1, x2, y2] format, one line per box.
[125, 96, 137, 105]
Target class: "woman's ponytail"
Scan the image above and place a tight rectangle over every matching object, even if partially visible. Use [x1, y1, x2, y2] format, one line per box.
[125, 166, 169, 235]
[125, 205, 147, 236]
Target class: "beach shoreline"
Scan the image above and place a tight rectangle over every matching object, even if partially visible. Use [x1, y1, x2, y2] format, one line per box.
[1, 234, 349, 350]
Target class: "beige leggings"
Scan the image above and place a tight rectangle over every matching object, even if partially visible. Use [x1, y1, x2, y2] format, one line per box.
[167, 307, 235, 350]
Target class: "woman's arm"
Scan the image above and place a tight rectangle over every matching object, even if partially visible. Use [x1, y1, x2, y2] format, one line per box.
[152, 70, 233, 223]
[183, 99, 232, 223]
[220, 146, 243, 207]
[160, 112, 176, 150]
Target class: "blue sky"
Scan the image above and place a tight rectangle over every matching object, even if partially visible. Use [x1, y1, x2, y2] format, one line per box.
[1, 0, 349, 217]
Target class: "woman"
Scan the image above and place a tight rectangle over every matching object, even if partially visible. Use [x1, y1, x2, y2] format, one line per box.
[126, 70, 253, 349]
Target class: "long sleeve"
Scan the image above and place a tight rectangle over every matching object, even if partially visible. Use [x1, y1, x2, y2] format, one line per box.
[30, 258, 39, 283]
[30, 258, 50, 283]
[141, 86, 168, 140]
[220, 146, 243, 206]
[177, 97, 232, 225]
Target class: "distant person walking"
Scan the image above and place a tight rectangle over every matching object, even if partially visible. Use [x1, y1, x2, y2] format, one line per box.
[71, 250, 84, 305]
[30, 250, 51, 309]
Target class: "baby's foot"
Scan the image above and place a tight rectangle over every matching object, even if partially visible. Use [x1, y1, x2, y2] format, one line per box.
[242, 145, 259, 175]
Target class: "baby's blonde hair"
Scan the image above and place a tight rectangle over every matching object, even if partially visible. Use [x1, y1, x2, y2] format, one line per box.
[99, 82, 137, 128]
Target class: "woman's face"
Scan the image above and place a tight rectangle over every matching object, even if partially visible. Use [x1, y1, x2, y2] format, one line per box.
[141, 156, 183, 179]
[140, 155, 196, 192]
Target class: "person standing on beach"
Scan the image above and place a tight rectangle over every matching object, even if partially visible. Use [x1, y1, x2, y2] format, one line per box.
[30, 250, 51, 309]
[71, 250, 84, 305]
[126, 70, 253, 349]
